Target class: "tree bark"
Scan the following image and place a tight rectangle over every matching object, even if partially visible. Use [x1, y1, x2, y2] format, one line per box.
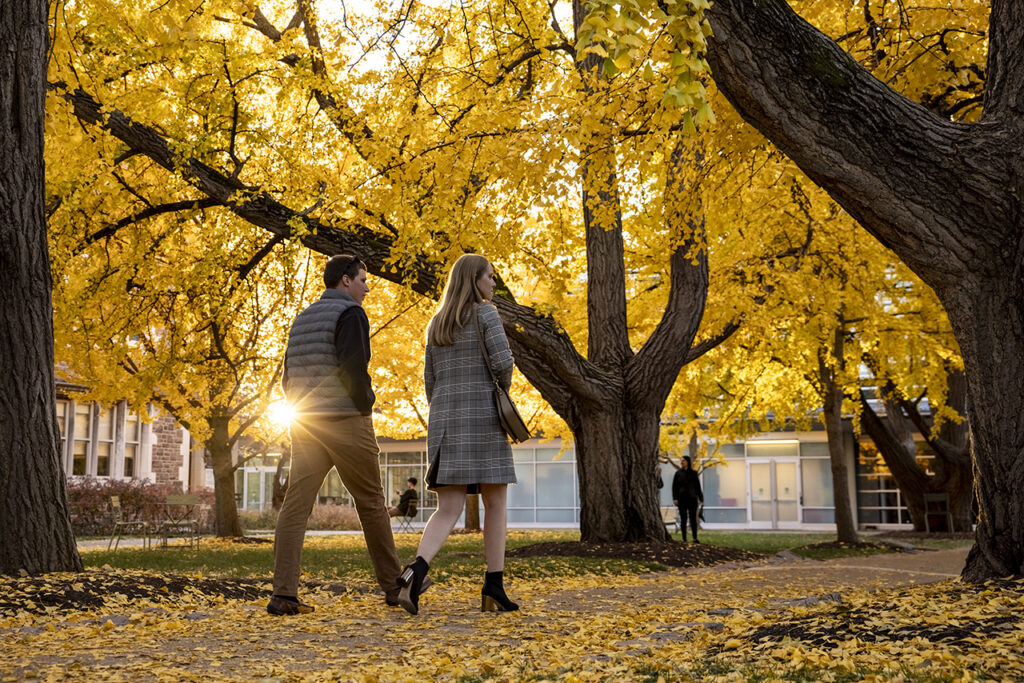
[0, 0, 83, 575]
[206, 415, 243, 537]
[706, 0, 1024, 580]
[819, 327, 858, 543]
[464, 494, 481, 531]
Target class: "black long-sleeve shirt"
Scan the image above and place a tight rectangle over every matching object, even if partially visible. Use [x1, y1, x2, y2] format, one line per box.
[334, 307, 375, 415]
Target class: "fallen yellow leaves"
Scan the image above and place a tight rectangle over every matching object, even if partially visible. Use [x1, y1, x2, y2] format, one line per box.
[0, 551, 1021, 681]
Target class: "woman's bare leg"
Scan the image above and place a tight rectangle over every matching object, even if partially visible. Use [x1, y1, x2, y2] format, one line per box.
[415, 486, 466, 564]
[480, 484, 508, 571]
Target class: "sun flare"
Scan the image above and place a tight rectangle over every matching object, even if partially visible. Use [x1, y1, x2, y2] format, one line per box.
[268, 401, 296, 428]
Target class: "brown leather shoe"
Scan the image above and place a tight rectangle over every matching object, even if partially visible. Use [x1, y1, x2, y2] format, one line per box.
[266, 595, 315, 616]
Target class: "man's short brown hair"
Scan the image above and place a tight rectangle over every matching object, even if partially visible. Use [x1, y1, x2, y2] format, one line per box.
[324, 254, 365, 288]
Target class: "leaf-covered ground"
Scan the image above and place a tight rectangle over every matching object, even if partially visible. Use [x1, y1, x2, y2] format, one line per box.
[1, 538, 1020, 681]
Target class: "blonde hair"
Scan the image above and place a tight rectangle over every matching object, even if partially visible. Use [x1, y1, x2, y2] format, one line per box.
[428, 254, 491, 346]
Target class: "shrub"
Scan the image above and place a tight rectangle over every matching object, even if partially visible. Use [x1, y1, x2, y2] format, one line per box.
[237, 502, 362, 532]
[238, 507, 279, 531]
[308, 502, 361, 531]
[66, 477, 175, 536]
[67, 478, 218, 536]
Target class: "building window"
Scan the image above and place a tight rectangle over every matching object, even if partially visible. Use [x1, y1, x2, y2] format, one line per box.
[59, 397, 150, 480]
[856, 439, 928, 526]
[72, 402, 92, 476]
[700, 456, 748, 524]
[96, 406, 115, 477]
[124, 411, 141, 477]
[56, 399, 71, 470]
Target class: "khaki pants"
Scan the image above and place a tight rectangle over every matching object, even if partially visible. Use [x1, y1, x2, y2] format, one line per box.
[272, 415, 401, 597]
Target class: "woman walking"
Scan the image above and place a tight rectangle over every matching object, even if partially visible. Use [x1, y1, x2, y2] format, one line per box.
[398, 254, 519, 614]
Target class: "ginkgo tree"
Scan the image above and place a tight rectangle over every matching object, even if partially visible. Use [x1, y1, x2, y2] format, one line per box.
[47, 0, 995, 552]
[46, 118, 318, 537]
[700, 0, 1024, 580]
[1, 0, 83, 575]
[49, 0, 733, 543]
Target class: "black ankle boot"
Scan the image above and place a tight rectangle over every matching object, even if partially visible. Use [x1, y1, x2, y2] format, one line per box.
[481, 570, 519, 612]
[397, 556, 429, 615]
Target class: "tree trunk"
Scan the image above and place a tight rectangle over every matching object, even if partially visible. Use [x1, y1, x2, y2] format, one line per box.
[819, 328, 858, 543]
[464, 494, 480, 531]
[0, 0, 83, 575]
[948, 283, 1024, 579]
[935, 370, 974, 531]
[859, 392, 931, 530]
[858, 369, 974, 533]
[206, 416, 243, 537]
[705, 0, 1024, 580]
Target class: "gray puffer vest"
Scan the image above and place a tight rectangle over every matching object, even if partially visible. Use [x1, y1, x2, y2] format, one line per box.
[283, 289, 362, 417]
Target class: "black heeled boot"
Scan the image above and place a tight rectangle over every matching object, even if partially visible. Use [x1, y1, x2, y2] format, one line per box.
[397, 556, 429, 615]
[481, 570, 519, 612]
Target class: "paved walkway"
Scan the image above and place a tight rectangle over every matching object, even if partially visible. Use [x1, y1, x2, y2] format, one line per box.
[14, 542, 971, 681]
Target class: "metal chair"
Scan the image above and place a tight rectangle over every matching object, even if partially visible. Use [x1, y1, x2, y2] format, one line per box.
[923, 492, 954, 533]
[107, 496, 150, 551]
[395, 500, 418, 533]
[156, 494, 202, 548]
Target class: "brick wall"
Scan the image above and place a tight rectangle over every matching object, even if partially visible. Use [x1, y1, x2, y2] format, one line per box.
[150, 415, 185, 489]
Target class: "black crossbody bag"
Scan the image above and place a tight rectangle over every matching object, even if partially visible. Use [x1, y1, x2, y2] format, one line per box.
[473, 308, 531, 443]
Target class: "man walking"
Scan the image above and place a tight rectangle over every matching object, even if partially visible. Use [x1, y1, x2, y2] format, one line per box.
[268, 254, 404, 615]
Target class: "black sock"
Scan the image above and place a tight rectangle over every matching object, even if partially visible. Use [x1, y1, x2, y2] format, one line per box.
[274, 595, 298, 603]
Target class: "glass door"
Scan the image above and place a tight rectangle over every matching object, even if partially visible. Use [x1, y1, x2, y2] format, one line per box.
[747, 459, 801, 528]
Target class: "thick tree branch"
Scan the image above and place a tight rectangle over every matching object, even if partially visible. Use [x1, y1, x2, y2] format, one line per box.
[80, 198, 218, 250]
[684, 320, 740, 364]
[983, 0, 1024, 120]
[858, 389, 930, 491]
[705, 0, 1017, 292]
[628, 138, 708, 410]
[55, 83, 606, 407]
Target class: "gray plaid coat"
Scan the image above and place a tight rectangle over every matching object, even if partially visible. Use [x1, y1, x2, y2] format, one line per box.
[424, 302, 516, 488]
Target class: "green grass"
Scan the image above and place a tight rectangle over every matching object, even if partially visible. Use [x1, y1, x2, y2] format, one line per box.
[81, 529, 948, 580]
[81, 530, 662, 582]
[675, 531, 839, 554]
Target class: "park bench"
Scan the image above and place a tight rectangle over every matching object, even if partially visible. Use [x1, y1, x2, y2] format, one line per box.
[660, 506, 680, 534]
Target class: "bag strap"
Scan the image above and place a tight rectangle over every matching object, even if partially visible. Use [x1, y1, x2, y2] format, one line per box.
[473, 305, 501, 386]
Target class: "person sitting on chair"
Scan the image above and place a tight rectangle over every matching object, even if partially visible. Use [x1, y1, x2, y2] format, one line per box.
[389, 478, 419, 517]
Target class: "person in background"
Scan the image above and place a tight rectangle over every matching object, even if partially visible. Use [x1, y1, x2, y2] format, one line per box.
[389, 477, 419, 517]
[397, 254, 519, 615]
[672, 455, 704, 543]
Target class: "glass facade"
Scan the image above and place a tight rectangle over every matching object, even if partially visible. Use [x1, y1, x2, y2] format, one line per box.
[251, 442, 582, 526]
[663, 439, 837, 529]
[856, 439, 933, 526]
[232, 434, 915, 532]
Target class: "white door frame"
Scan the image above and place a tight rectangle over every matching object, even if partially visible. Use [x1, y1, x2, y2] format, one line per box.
[746, 457, 802, 529]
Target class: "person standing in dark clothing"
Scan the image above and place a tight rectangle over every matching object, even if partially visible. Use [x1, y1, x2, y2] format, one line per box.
[672, 455, 704, 543]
